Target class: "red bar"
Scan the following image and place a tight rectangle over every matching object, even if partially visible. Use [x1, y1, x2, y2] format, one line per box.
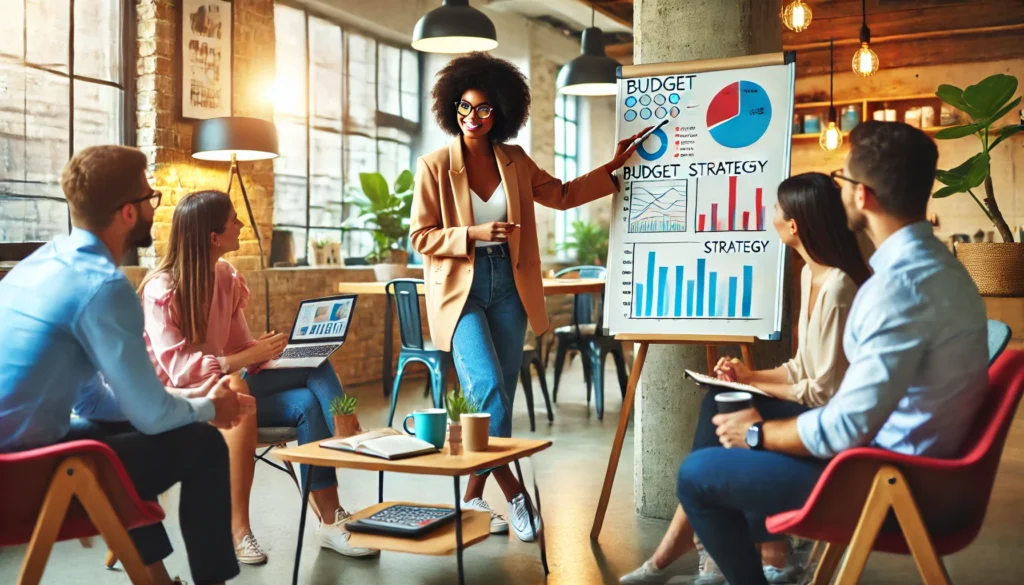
[728, 176, 737, 231]
[710, 204, 718, 232]
[718, 218, 724, 231]
[756, 187, 763, 230]
[698, 214, 706, 232]
[742, 211, 750, 230]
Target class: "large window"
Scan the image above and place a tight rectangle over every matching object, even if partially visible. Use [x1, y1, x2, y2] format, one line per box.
[0, 0, 131, 243]
[553, 93, 579, 260]
[272, 3, 420, 265]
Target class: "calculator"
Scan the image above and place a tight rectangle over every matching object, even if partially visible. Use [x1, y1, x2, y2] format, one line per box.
[345, 504, 458, 538]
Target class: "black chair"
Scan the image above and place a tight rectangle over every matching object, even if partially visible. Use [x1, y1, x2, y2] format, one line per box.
[549, 266, 628, 420]
[385, 279, 453, 427]
[520, 343, 553, 432]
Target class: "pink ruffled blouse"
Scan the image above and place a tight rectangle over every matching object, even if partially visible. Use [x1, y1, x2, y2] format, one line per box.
[142, 260, 258, 388]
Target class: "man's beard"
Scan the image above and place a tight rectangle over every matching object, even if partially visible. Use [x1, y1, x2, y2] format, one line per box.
[128, 215, 154, 248]
[846, 209, 867, 233]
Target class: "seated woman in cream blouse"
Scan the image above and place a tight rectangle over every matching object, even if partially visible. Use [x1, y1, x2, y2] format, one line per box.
[620, 173, 871, 585]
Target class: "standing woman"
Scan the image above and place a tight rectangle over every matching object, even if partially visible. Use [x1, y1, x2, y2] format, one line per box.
[411, 51, 647, 541]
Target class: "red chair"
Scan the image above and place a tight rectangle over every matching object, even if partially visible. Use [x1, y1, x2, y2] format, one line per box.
[766, 349, 1024, 585]
[0, 439, 165, 585]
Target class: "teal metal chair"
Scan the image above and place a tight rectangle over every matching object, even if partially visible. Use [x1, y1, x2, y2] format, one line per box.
[385, 279, 452, 427]
[988, 319, 1011, 365]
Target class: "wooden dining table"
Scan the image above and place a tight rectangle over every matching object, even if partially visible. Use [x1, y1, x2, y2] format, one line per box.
[338, 278, 605, 398]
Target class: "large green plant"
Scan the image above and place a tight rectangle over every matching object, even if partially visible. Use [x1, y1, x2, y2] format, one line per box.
[557, 219, 609, 265]
[933, 74, 1022, 243]
[344, 171, 414, 263]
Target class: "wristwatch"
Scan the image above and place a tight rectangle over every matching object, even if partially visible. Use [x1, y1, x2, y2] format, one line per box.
[745, 421, 765, 450]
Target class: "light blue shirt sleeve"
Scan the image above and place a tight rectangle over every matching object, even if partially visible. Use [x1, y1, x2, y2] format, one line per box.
[796, 277, 930, 458]
[73, 373, 126, 421]
[71, 278, 215, 433]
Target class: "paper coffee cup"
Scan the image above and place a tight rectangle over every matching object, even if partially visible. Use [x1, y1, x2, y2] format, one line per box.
[715, 391, 754, 414]
[461, 413, 491, 452]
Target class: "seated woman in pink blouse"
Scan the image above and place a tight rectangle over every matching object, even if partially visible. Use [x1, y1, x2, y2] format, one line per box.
[139, 190, 377, 564]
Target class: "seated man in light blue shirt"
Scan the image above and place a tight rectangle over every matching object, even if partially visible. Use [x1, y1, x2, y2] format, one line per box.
[675, 121, 989, 585]
[0, 145, 254, 585]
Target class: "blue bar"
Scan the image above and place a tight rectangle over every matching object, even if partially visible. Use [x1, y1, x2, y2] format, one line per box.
[728, 276, 738, 317]
[674, 266, 684, 317]
[742, 265, 753, 317]
[645, 251, 655, 317]
[696, 259, 706, 317]
[657, 266, 668, 317]
[686, 280, 695, 317]
[636, 284, 643, 317]
[709, 272, 718, 317]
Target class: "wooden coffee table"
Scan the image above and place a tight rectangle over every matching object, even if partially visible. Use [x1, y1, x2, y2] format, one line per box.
[274, 437, 552, 585]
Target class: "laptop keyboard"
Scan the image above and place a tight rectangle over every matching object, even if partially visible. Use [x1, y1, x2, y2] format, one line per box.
[280, 344, 339, 360]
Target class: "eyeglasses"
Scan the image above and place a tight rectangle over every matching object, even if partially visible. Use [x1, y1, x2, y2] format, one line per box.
[123, 191, 162, 209]
[455, 101, 494, 119]
[829, 170, 869, 190]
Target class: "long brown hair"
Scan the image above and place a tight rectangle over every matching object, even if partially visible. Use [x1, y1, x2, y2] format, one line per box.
[778, 173, 872, 286]
[139, 190, 234, 345]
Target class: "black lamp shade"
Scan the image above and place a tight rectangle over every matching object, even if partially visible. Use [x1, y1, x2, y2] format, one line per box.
[557, 27, 619, 96]
[191, 116, 279, 162]
[412, 0, 498, 54]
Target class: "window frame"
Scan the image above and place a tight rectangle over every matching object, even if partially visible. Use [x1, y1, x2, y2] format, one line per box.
[553, 92, 580, 261]
[0, 0, 136, 245]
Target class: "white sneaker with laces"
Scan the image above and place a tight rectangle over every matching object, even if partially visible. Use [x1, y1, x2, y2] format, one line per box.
[508, 493, 541, 542]
[234, 532, 267, 565]
[666, 549, 727, 585]
[463, 497, 509, 534]
[318, 509, 380, 558]
[620, 558, 668, 584]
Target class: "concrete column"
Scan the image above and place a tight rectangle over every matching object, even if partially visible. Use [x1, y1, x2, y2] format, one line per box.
[632, 0, 786, 519]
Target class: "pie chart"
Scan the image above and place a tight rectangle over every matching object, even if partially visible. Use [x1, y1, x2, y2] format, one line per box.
[706, 81, 772, 148]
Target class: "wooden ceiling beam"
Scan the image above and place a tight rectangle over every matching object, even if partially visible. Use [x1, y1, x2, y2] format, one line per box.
[574, 0, 633, 30]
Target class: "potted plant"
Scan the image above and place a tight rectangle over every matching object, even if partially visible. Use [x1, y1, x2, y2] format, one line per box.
[328, 395, 361, 438]
[307, 236, 341, 267]
[345, 170, 414, 282]
[445, 386, 477, 456]
[933, 73, 1024, 295]
[557, 219, 610, 265]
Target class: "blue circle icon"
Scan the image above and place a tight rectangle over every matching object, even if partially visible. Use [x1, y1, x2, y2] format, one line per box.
[636, 127, 669, 161]
[624, 109, 637, 122]
[655, 106, 667, 119]
[654, 94, 666, 105]
[640, 108, 652, 120]
[639, 95, 652, 106]
[625, 96, 637, 108]
[670, 106, 680, 117]
[668, 93, 680, 104]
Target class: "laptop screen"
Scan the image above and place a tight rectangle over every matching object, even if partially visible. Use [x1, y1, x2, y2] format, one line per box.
[289, 295, 357, 344]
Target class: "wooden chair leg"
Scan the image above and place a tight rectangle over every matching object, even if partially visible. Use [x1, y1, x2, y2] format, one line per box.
[811, 542, 845, 585]
[105, 549, 119, 569]
[887, 467, 952, 585]
[18, 459, 78, 585]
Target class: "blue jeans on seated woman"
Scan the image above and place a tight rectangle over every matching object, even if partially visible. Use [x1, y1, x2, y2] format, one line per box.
[248, 360, 343, 492]
[451, 244, 528, 439]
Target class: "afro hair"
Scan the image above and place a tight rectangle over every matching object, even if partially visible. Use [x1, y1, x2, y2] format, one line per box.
[431, 52, 531, 144]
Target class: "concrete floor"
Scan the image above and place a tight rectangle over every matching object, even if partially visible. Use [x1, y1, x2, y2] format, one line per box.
[3, 358, 1024, 584]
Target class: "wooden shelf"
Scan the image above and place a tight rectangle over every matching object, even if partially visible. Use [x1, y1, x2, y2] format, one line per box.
[344, 502, 491, 556]
[793, 126, 954, 142]
[791, 94, 961, 142]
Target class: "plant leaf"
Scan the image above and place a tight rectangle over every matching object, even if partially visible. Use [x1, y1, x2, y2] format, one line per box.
[991, 124, 1023, 150]
[963, 74, 1018, 119]
[936, 84, 981, 119]
[932, 185, 962, 199]
[934, 123, 984, 140]
[963, 153, 991, 189]
[359, 172, 390, 205]
[978, 96, 1022, 128]
[394, 170, 414, 194]
[932, 153, 990, 198]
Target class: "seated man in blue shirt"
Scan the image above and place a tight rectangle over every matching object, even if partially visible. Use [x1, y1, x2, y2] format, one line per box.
[675, 121, 989, 585]
[0, 145, 254, 585]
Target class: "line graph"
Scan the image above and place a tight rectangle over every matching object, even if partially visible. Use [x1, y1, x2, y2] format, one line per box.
[628, 179, 688, 234]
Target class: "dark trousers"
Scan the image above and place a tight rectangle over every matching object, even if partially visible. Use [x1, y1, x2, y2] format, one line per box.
[678, 391, 827, 585]
[65, 420, 239, 585]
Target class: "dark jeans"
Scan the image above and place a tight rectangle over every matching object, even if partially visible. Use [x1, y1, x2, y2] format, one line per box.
[65, 419, 239, 585]
[678, 391, 827, 585]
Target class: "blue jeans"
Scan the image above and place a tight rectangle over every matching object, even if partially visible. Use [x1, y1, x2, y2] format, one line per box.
[678, 391, 827, 585]
[248, 360, 344, 492]
[451, 244, 528, 438]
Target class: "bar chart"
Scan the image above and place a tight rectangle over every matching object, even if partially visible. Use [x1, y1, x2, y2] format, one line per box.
[695, 175, 767, 233]
[629, 243, 755, 320]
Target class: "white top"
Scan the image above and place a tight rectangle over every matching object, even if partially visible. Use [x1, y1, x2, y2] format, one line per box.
[471, 184, 508, 247]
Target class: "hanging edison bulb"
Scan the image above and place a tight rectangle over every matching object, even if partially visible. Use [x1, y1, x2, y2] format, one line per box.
[819, 121, 843, 152]
[852, 43, 879, 77]
[781, 1, 812, 32]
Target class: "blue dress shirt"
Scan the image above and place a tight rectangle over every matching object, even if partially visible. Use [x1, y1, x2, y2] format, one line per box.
[797, 222, 989, 459]
[0, 229, 214, 452]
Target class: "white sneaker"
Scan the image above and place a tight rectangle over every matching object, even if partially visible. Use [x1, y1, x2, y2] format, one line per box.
[463, 497, 509, 534]
[317, 509, 380, 558]
[234, 532, 267, 565]
[763, 563, 800, 584]
[620, 558, 668, 584]
[666, 549, 727, 585]
[508, 493, 541, 542]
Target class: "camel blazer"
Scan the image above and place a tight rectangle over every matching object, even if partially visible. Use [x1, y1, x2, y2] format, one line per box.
[411, 137, 618, 352]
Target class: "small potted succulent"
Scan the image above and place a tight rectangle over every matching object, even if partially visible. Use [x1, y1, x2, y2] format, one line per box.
[328, 395, 361, 438]
[445, 386, 477, 456]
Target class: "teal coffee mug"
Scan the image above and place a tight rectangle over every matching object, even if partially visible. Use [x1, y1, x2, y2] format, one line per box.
[402, 408, 447, 449]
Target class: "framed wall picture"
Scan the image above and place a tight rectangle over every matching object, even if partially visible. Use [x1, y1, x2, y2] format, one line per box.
[180, 0, 233, 120]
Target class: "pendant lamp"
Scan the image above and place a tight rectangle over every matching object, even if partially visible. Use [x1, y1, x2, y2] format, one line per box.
[781, 1, 812, 33]
[820, 40, 843, 152]
[412, 0, 497, 54]
[557, 3, 619, 96]
[852, 0, 879, 77]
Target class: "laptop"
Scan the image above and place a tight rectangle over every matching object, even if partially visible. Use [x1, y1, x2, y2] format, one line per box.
[263, 294, 358, 370]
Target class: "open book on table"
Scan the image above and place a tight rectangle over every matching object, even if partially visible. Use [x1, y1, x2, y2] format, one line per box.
[684, 369, 771, 397]
[320, 428, 438, 460]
